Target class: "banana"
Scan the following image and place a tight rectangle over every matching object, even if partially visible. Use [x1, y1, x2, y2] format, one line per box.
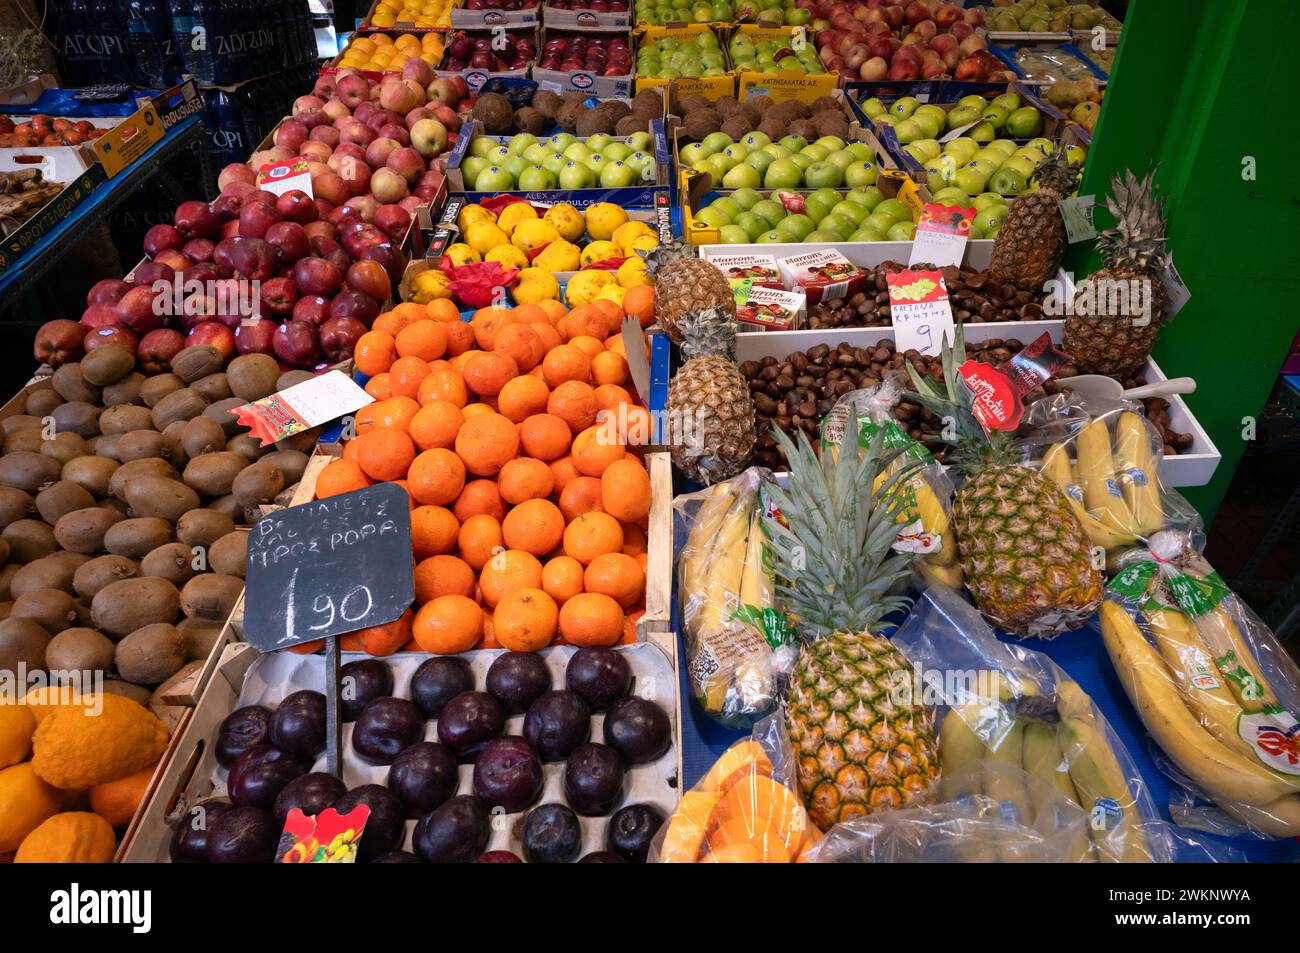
[1099, 601, 1300, 808]
[1058, 714, 1154, 862]
[737, 508, 769, 616]
[1076, 418, 1139, 536]
[680, 482, 737, 632]
[873, 464, 955, 565]
[1041, 442, 1136, 551]
[983, 717, 1034, 862]
[939, 705, 988, 801]
[1195, 605, 1279, 713]
[1113, 411, 1164, 536]
[1023, 720, 1095, 862]
[916, 559, 963, 590]
[692, 489, 758, 713]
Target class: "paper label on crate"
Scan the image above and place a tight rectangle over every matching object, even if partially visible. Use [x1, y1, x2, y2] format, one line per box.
[909, 203, 975, 269]
[256, 157, 314, 198]
[1238, 708, 1300, 776]
[1161, 255, 1191, 319]
[938, 119, 980, 144]
[777, 248, 864, 305]
[733, 282, 806, 331]
[277, 806, 370, 863]
[234, 370, 373, 447]
[709, 254, 782, 287]
[886, 268, 955, 357]
[1058, 194, 1096, 242]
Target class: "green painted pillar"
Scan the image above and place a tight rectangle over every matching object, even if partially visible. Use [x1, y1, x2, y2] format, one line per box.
[1063, 0, 1300, 523]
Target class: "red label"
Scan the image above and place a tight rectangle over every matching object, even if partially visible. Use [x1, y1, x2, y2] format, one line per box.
[777, 192, 805, 214]
[959, 360, 1023, 433]
[1002, 332, 1074, 397]
[277, 805, 370, 863]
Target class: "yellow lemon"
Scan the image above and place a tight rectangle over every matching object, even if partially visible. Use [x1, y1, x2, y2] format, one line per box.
[544, 203, 586, 242]
[457, 203, 497, 233]
[485, 245, 529, 271]
[496, 202, 539, 236]
[445, 243, 480, 267]
[513, 268, 561, 305]
[579, 240, 621, 269]
[585, 202, 629, 241]
[511, 218, 562, 254]
[596, 283, 626, 308]
[625, 233, 660, 256]
[411, 268, 455, 303]
[464, 221, 510, 256]
[565, 270, 616, 308]
[532, 240, 581, 273]
[612, 219, 655, 250]
[617, 256, 651, 288]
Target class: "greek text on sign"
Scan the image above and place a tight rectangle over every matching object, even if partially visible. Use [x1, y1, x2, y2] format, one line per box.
[885, 267, 956, 357]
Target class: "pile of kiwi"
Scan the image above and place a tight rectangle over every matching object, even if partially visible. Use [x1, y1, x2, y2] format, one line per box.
[678, 93, 851, 144]
[0, 344, 319, 709]
[472, 88, 664, 139]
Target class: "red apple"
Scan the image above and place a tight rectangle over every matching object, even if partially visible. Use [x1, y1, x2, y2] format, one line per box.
[385, 147, 425, 185]
[234, 317, 277, 356]
[144, 223, 184, 257]
[292, 294, 332, 326]
[34, 319, 86, 366]
[153, 248, 191, 274]
[259, 276, 300, 318]
[369, 167, 409, 204]
[359, 242, 405, 287]
[84, 324, 139, 354]
[132, 260, 176, 290]
[80, 303, 119, 329]
[265, 221, 310, 264]
[303, 220, 335, 243]
[345, 195, 380, 223]
[337, 75, 371, 110]
[345, 259, 391, 303]
[329, 290, 381, 326]
[275, 190, 318, 225]
[182, 238, 216, 263]
[137, 328, 185, 373]
[374, 204, 411, 241]
[273, 320, 322, 369]
[275, 120, 309, 152]
[115, 285, 166, 333]
[312, 171, 350, 206]
[309, 124, 342, 147]
[402, 57, 435, 87]
[239, 201, 281, 240]
[227, 237, 279, 281]
[292, 257, 344, 297]
[319, 315, 367, 363]
[87, 278, 131, 307]
[409, 118, 448, 159]
[187, 320, 237, 359]
[217, 162, 256, 192]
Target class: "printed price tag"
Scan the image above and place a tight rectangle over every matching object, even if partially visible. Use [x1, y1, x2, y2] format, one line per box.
[909, 203, 975, 269]
[256, 157, 314, 198]
[1161, 255, 1191, 319]
[1058, 194, 1096, 243]
[886, 268, 955, 356]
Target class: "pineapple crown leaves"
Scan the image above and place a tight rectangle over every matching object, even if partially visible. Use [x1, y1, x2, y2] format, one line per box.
[677, 306, 738, 362]
[637, 239, 695, 279]
[1097, 166, 1170, 276]
[760, 421, 919, 641]
[1032, 148, 1081, 197]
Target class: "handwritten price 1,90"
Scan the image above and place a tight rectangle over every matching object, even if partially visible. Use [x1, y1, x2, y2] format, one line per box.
[281, 566, 375, 646]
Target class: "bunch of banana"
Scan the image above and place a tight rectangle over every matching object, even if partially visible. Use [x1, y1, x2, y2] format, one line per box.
[936, 672, 1152, 861]
[679, 479, 782, 723]
[1038, 410, 1165, 555]
[1100, 600, 1300, 837]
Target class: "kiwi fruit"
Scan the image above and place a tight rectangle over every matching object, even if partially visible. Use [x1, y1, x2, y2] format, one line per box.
[208, 531, 247, 577]
[180, 573, 243, 622]
[11, 588, 78, 634]
[152, 387, 209, 431]
[115, 622, 186, 684]
[39, 431, 90, 466]
[191, 372, 233, 403]
[80, 345, 136, 386]
[0, 565, 17, 601]
[204, 397, 249, 437]
[0, 538, 8, 569]
[259, 449, 308, 486]
[102, 372, 146, 407]
[0, 450, 61, 493]
[124, 477, 200, 522]
[102, 679, 153, 705]
[3, 414, 40, 436]
[0, 487, 34, 528]
[34, 480, 94, 525]
[109, 458, 177, 502]
[140, 542, 195, 586]
[73, 555, 140, 600]
[0, 617, 50, 672]
[104, 517, 173, 558]
[224, 434, 264, 461]
[10, 556, 78, 598]
[171, 345, 224, 384]
[3, 429, 44, 455]
[45, 627, 115, 673]
[276, 370, 313, 391]
[181, 416, 226, 457]
[207, 495, 245, 524]
[183, 452, 249, 497]
[180, 622, 223, 661]
[60, 457, 118, 501]
[24, 387, 64, 417]
[227, 354, 281, 402]
[232, 462, 285, 508]
[140, 373, 185, 408]
[91, 576, 180, 637]
[51, 363, 101, 404]
[89, 433, 122, 461]
[274, 427, 321, 455]
[114, 430, 172, 463]
[176, 509, 236, 549]
[99, 405, 156, 436]
[49, 401, 101, 439]
[3, 520, 56, 564]
[53, 507, 123, 554]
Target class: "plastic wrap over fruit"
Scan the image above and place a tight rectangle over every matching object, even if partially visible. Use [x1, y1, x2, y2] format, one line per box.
[673, 468, 796, 729]
[1102, 531, 1300, 839]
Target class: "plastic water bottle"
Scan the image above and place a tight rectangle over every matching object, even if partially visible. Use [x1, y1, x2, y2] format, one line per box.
[170, 0, 215, 85]
[125, 0, 166, 88]
[53, 0, 134, 86]
[202, 89, 249, 176]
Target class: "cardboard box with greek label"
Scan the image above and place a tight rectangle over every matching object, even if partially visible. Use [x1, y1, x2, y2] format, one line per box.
[634, 24, 736, 99]
[531, 26, 634, 98]
[0, 164, 105, 270]
[451, 0, 540, 28]
[0, 117, 118, 182]
[734, 280, 806, 331]
[731, 25, 838, 103]
[546, 0, 632, 29]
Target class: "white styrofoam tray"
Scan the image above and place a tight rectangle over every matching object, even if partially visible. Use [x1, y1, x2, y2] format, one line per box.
[701, 238, 995, 272]
[0, 115, 119, 182]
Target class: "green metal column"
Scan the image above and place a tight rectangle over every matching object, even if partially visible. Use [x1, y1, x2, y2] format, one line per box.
[1064, 0, 1300, 522]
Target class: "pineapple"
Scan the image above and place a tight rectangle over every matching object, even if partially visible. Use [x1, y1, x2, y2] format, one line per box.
[763, 423, 938, 829]
[989, 149, 1080, 292]
[906, 326, 1103, 638]
[640, 241, 734, 344]
[1063, 169, 1170, 377]
[665, 307, 755, 484]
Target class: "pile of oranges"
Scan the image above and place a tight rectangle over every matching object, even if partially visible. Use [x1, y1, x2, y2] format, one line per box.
[312, 292, 656, 658]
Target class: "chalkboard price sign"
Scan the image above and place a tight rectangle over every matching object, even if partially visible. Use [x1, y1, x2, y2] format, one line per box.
[243, 483, 414, 652]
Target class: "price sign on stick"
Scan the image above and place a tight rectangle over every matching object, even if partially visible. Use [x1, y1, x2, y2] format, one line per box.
[886, 268, 956, 357]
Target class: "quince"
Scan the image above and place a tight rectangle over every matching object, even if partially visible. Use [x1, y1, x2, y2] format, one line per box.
[464, 221, 510, 256]
[533, 240, 581, 273]
[485, 245, 529, 271]
[497, 202, 538, 236]
[444, 242, 480, 266]
[565, 270, 616, 308]
[544, 203, 586, 242]
[580, 240, 621, 269]
[457, 203, 496, 233]
[617, 256, 651, 288]
[512, 218, 562, 254]
[513, 267, 560, 305]
[411, 268, 455, 303]
[585, 202, 629, 241]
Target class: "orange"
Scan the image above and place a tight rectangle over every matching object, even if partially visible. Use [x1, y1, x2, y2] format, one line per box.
[389, 355, 432, 400]
[509, 303, 549, 325]
[364, 373, 391, 400]
[391, 301, 428, 323]
[623, 609, 643, 644]
[601, 458, 651, 522]
[563, 511, 624, 565]
[455, 412, 519, 476]
[502, 498, 565, 557]
[493, 588, 558, 652]
[478, 549, 543, 608]
[461, 402, 495, 419]
[619, 405, 654, 448]
[407, 448, 466, 505]
[480, 612, 499, 649]
[530, 321, 562, 353]
[395, 319, 448, 362]
[425, 298, 461, 323]
[623, 285, 654, 327]
[444, 320, 476, 355]
[412, 595, 483, 653]
[354, 427, 416, 482]
[498, 457, 555, 505]
[352, 609, 414, 656]
[372, 310, 412, 337]
[471, 305, 514, 349]
[563, 304, 612, 341]
[414, 555, 475, 602]
[569, 335, 604, 359]
[519, 413, 572, 461]
[458, 513, 504, 570]
[454, 480, 507, 523]
[621, 522, 647, 556]
[90, 762, 157, 828]
[494, 323, 544, 372]
[463, 351, 519, 397]
[558, 476, 605, 522]
[549, 454, 579, 493]
[409, 399, 464, 451]
[343, 439, 362, 462]
[541, 555, 585, 605]
[536, 298, 567, 324]
[411, 504, 459, 559]
[591, 298, 623, 326]
[354, 329, 397, 376]
[558, 592, 624, 646]
[541, 344, 591, 388]
[594, 383, 632, 411]
[355, 396, 419, 435]
[583, 552, 645, 608]
[591, 350, 629, 386]
[417, 366, 468, 407]
[572, 423, 625, 477]
[547, 380, 598, 433]
[497, 375, 550, 423]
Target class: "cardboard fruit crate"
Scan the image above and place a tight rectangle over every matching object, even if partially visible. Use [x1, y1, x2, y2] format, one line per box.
[531, 26, 635, 98]
[633, 23, 735, 99]
[730, 24, 838, 104]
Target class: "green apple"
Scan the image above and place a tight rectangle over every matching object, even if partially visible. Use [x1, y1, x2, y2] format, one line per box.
[744, 150, 775, 177]
[718, 225, 750, 244]
[803, 192, 836, 223]
[732, 211, 766, 240]
[471, 137, 500, 159]
[723, 143, 750, 164]
[944, 138, 980, 163]
[805, 229, 840, 242]
[980, 105, 1010, 131]
[474, 165, 514, 191]
[778, 134, 807, 153]
[818, 214, 855, 240]
[503, 155, 530, 179]
[722, 162, 761, 189]
[625, 152, 655, 181]
[1064, 144, 1087, 166]
[814, 135, 846, 152]
[750, 199, 786, 228]
[696, 206, 731, 228]
[1005, 107, 1043, 139]
[973, 192, 1006, 211]
[924, 161, 955, 191]
[958, 95, 986, 111]
[987, 139, 1018, 158]
[462, 156, 488, 184]
[740, 131, 771, 151]
[875, 198, 910, 224]
[989, 167, 1028, 195]
[886, 220, 916, 241]
[680, 142, 709, 166]
[954, 164, 989, 195]
[1002, 156, 1036, 179]
[970, 157, 999, 179]
[861, 97, 887, 119]
[563, 142, 592, 162]
[517, 165, 555, 190]
[603, 142, 633, 162]
[991, 92, 1021, 113]
[843, 160, 878, 189]
[586, 153, 610, 175]
[600, 161, 637, 188]
[797, 144, 829, 162]
[946, 106, 982, 129]
[972, 206, 1008, 234]
[830, 201, 866, 225]
[586, 134, 613, 154]
[803, 161, 843, 189]
[546, 133, 576, 152]
[711, 197, 742, 220]
[626, 131, 652, 152]
[730, 187, 762, 210]
[485, 145, 511, 165]
[1027, 137, 1055, 155]
[825, 149, 856, 172]
[756, 230, 786, 243]
[845, 185, 883, 210]
[541, 152, 567, 176]
[776, 214, 814, 241]
[912, 139, 942, 162]
[523, 144, 550, 164]
[866, 211, 896, 233]
[764, 158, 802, 188]
[786, 153, 814, 173]
[913, 114, 942, 140]
[507, 133, 539, 155]
[848, 226, 883, 242]
[702, 132, 733, 154]
[843, 143, 871, 163]
[557, 161, 593, 189]
[892, 119, 922, 144]
[703, 155, 733, 181]
[933, 186, 969, 204]
[968, 122, 996, 143]
[891, 96, 919, 119]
